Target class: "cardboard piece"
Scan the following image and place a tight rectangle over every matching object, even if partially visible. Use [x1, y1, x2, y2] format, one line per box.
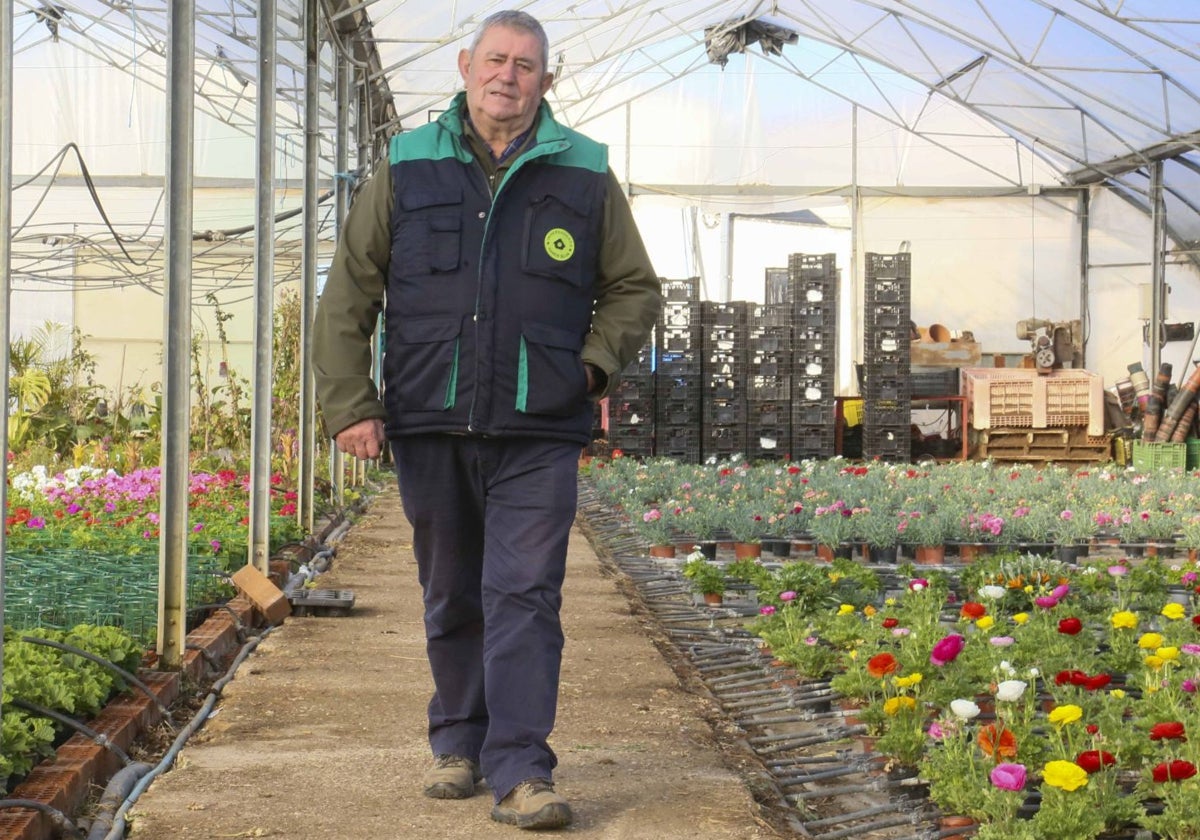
[231, 564, 292, 625]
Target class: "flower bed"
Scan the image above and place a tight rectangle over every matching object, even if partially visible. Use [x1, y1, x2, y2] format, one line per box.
[588, 454, 1200, 838]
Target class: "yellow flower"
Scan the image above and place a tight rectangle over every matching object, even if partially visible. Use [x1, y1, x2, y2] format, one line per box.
[883, 696, 917, 715]
[1111, 610, 1138, 630]
[837, 604, 855, 616]
[1048, 704, 1083, 727]
[1145, 655, 1164, 670]
[1161, 603, 1186, 621]
[1043, 759, 1089, 791]
[848, 649, 858, 660]
[975, 615, 995, 630]
[863, 605, 877, 617]
[1023, 585, 1034, 593]
[828, 573, 844, 583]
[1012, 613, 1029, 625]
[894, 673, 923, 688]
[885, 597, 896, 606]
[1157, 646, 1180, 661]
[1139, 632, 1165, 649]
[1111, 689, 1126, 699]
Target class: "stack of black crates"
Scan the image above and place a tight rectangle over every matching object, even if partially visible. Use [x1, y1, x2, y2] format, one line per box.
[654, 278, 703, 461]
[746, 302, 793, 461]
[701, 300, 751, 460]
[606, 341, 656, 459]
[788, 254, 838, 460]
[862, 253, 913, 461]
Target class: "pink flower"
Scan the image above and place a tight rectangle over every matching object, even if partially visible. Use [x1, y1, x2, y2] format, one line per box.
[909, 578, 929, 591]
[892, 627, 911, 637]
[990, 762, 1027, 791]
[759, 605, 776, 616]
[1108, 565, 1128, 577]
[927, 722, 945, 739]
[1035, 596, 1059, 609]
[1051, 584, 1070, 600]
[780, 590, 797, 602]
[930, 634, 966, 667]
[990, 636, 1015, 647]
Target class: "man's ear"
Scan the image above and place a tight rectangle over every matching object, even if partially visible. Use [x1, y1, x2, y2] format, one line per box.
[458, 48, 471, 83]
[540, 71, 554, 96]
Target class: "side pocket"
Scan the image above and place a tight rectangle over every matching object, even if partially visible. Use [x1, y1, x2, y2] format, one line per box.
[390, 317, 462, 412]
[516, 321, 588, 416]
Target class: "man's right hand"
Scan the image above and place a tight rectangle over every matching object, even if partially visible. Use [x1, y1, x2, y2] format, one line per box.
[334, 418, 387, 460]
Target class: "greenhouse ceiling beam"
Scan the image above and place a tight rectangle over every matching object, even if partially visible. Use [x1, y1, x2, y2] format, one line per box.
[626, 184, 1081, 198]
[2, 0, 17, 706]
[1064, 131, 1200, 186]
[321, 0, 396, 147]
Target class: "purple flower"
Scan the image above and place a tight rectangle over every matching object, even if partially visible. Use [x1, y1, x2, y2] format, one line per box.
[804, 636, 818, 646]
[192, 522, 204, 533]
[1183, 679, 1197, 693]
[759, 605, 777, 616]
[26, 516, 46, 530]
[927, 721, 946, 739]
[930, 634, 966, 667]
[990, 763, 1027, 791]
[1035, 596, 1059, 609]
[210, 539, 222, 553]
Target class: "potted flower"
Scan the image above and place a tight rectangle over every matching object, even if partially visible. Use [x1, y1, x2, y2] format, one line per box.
[720, 503, 771, 558]
[852, 505, 902, 564]
[808, 500, 856, 560]
[898, 507, 954, 564]
[1051, 505, 1096, 563]
[634, 505, 677, 556]
[681, 551, 727, 605]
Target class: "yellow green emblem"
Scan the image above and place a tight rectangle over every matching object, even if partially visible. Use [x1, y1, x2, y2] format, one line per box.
[543, 228, 575, 262]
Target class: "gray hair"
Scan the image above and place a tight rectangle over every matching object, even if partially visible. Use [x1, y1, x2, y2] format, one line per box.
[469, 10, 550, 74]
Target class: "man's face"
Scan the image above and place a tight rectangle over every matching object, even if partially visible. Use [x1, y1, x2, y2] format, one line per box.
[458, 25, 553, 134]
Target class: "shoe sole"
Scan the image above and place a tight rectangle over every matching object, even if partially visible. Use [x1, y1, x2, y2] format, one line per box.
[490, 802, 572, 830]
[424, 782, 475, 800]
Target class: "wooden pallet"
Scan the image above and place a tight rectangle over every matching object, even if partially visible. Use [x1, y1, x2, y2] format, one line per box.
[969, 426, 1113, 463]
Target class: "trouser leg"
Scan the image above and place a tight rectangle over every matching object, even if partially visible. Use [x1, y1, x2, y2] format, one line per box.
[392, 436, 488, 762]
[476, 438, 580, 802]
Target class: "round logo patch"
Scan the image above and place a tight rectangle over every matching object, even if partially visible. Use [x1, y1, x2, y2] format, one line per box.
[544, 228, 575, 262]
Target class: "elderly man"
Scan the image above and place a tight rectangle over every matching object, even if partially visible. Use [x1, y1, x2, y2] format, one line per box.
[312, 9, 661, 831]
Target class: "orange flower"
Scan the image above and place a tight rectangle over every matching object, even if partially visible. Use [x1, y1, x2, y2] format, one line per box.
[960, 602, 987, 620]
[867, 653, 899, 678]
[978, 724, 1018, 758]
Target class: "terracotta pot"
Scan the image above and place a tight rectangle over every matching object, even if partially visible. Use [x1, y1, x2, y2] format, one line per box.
[915, 544, 945, 565]
[1190, 547, 1199, 563]
[703, 592, 724, 606]
[648, 544, 676, 558]
[958, 543, 990, 562]
[938, 815, 978, 839]
[733, 542, 762, 559]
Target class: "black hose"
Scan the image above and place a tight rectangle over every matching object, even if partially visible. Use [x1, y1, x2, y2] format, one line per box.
[0, 798, 84, 838]
[19, 636, 175, 728]
[83, 763, 151, 840]
[10, 699, 132, 766]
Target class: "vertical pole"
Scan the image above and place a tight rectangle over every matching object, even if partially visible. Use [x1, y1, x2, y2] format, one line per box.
[158, 0, 194, 668]
[298, 0, 318, 534]
[249, 0, 277, 573]
[1149, 162, 1165, 377]
[849, 104, 860, 397]
[331, 51, 349, 507]
[1078, 190, 1089, 368]
[0, 0, 15, 695]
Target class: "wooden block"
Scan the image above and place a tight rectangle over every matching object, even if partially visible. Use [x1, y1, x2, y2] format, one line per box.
[231, 564, 291, 624]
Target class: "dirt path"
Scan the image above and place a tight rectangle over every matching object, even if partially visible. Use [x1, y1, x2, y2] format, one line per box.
[127, 486, 791, 840]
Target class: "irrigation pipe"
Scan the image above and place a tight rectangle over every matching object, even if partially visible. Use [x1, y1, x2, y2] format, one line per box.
[99, 625, 278, 840]
[9, 699, 133, 766]
[0, 799, 83, 838]
[83, 763, 151, 840]
[19, 637, 175, 728]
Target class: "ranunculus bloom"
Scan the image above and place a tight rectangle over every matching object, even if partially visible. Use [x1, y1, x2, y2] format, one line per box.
[883, 696, 917, 715]
[780, 590, 797, 602]
[990, 762, 1027, 791]
[909, 578, 929, 591]
[1139, 632, 1165, 649]
[1086, 724, 1099, 735]
[867, 653, 899, 678]
[1035, 596, 1059, 609]
[1076, 750, 1116, 773]
[930, 634, 966, 667]
[1012, 612, 1029, 625]
[882, 617, 899, 629]
[1162, 603, 1187, 621]
[1051, 583, 1070, 600]
[1048, 704, 1083, 727]
[1157, 646, 1180, 661]
[978, 585, 1006, 600]
[995, 680, 1027, 702]
[990, 636, 1015, 646]
[950, 698, 981, 720]
[1043, 759, 1089, 791]
[1150, 721, 1187, 741]
[759, 605, 776, 616]
[927, 721, 945, 739]
[1111, 610, 1138, 629]
[895, 673, 922, 688]
[960, 601, 987, 620]
[1153, 760, 1198, 782]
[1058, 617, 1083, 635]
[1083, 673, 1111, 691]
[1056, 669, 1086, 686]
[978, 724, 1018, 758]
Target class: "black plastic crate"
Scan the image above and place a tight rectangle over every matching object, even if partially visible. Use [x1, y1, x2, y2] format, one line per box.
[864, 402, 910, 429]
[863, 304, 911, 329]
[656, 354, 701, 376]
[656, 399, 700, 426]
[747, 331, 790, 354]
[865, 252, 912, 281]
[764, 267, 790, 305]
[863, 377, 910, 403]
[747, 375, 791, 401]
[859, 354, 910, 376]
[655, 374, 700, 400]
[657, 325, 703, 353]
[795, 303, 836, 330]
[608, 403, 654, 426]
[868, 327, 909, 355]
[700, 301, 750, 327]
[787, 253, 837, 282]
[749, 402, 789, 426]
[608, 426, 654, 457]
[862, 436, 912, 463]
[793, 328, 836, 353]
[751, 303, 793, 328]
[792, 401, 834, 426]
[661, 276, 700, 302]
[911, 367, 959, 397]
[865, 277, 910, 305]
[659, 300, 700, 328]
[792, 425, 836, 457]
[703, 397, 746, 424]
[794, 377, 834, 402]
[703, 425, 747, 457]
[657, 427, 702, 458]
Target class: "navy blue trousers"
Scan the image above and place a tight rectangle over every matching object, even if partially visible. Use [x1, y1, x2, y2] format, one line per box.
[391, 435, 580, 803]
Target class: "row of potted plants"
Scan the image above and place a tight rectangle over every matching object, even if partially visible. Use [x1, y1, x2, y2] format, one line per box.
[590, 455, 1200, 554]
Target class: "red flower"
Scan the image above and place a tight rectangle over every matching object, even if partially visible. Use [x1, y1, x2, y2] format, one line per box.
[882, 617, 899, 629]
[1153, 760, 1197, 782]
[867, 653, 899, 679]
[1150, 722, 1187, 741]
[1056, 669, 1087, 686]
[1193, 615, 1200, 629]
[960, 602, 987, 620]
[1058, 617, 1083, 635]
[1076, 750, 1116, 773]
[1083, 674, 1111, 691]
[1086, 724, 1099, 735]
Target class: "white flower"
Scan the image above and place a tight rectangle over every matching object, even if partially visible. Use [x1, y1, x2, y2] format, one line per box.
[998, 660, 1016, 676]
[950, 699, 981, 720]
[977, 585, 1006, 600]
[687, 550, 706, 562]
[995, 680, 1028, 702]
[1027, 667, 1040, 679]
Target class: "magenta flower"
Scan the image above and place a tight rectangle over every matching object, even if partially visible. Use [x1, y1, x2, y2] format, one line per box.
[930, 634, 966, 667]
[1108, 565, 1128, 577]
[1051, 584, 1070, 600]
[909, 578, 929, 591]
[26, 517, 46, 530]
[927, 721, 945, 739]
[780, 590, 797, 602]
[990, 763, 1027, 791]
[759, 605, 777, 616]
[1035, 596, 1059, 609]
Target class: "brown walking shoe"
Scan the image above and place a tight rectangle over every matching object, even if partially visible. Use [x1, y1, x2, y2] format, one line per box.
[490, 778, 572, 830]
[423, 754, 482, 799]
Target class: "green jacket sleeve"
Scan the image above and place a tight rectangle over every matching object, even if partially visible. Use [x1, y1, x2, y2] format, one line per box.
[311, 163, 393, 438]
[581, 169, 662, 398]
